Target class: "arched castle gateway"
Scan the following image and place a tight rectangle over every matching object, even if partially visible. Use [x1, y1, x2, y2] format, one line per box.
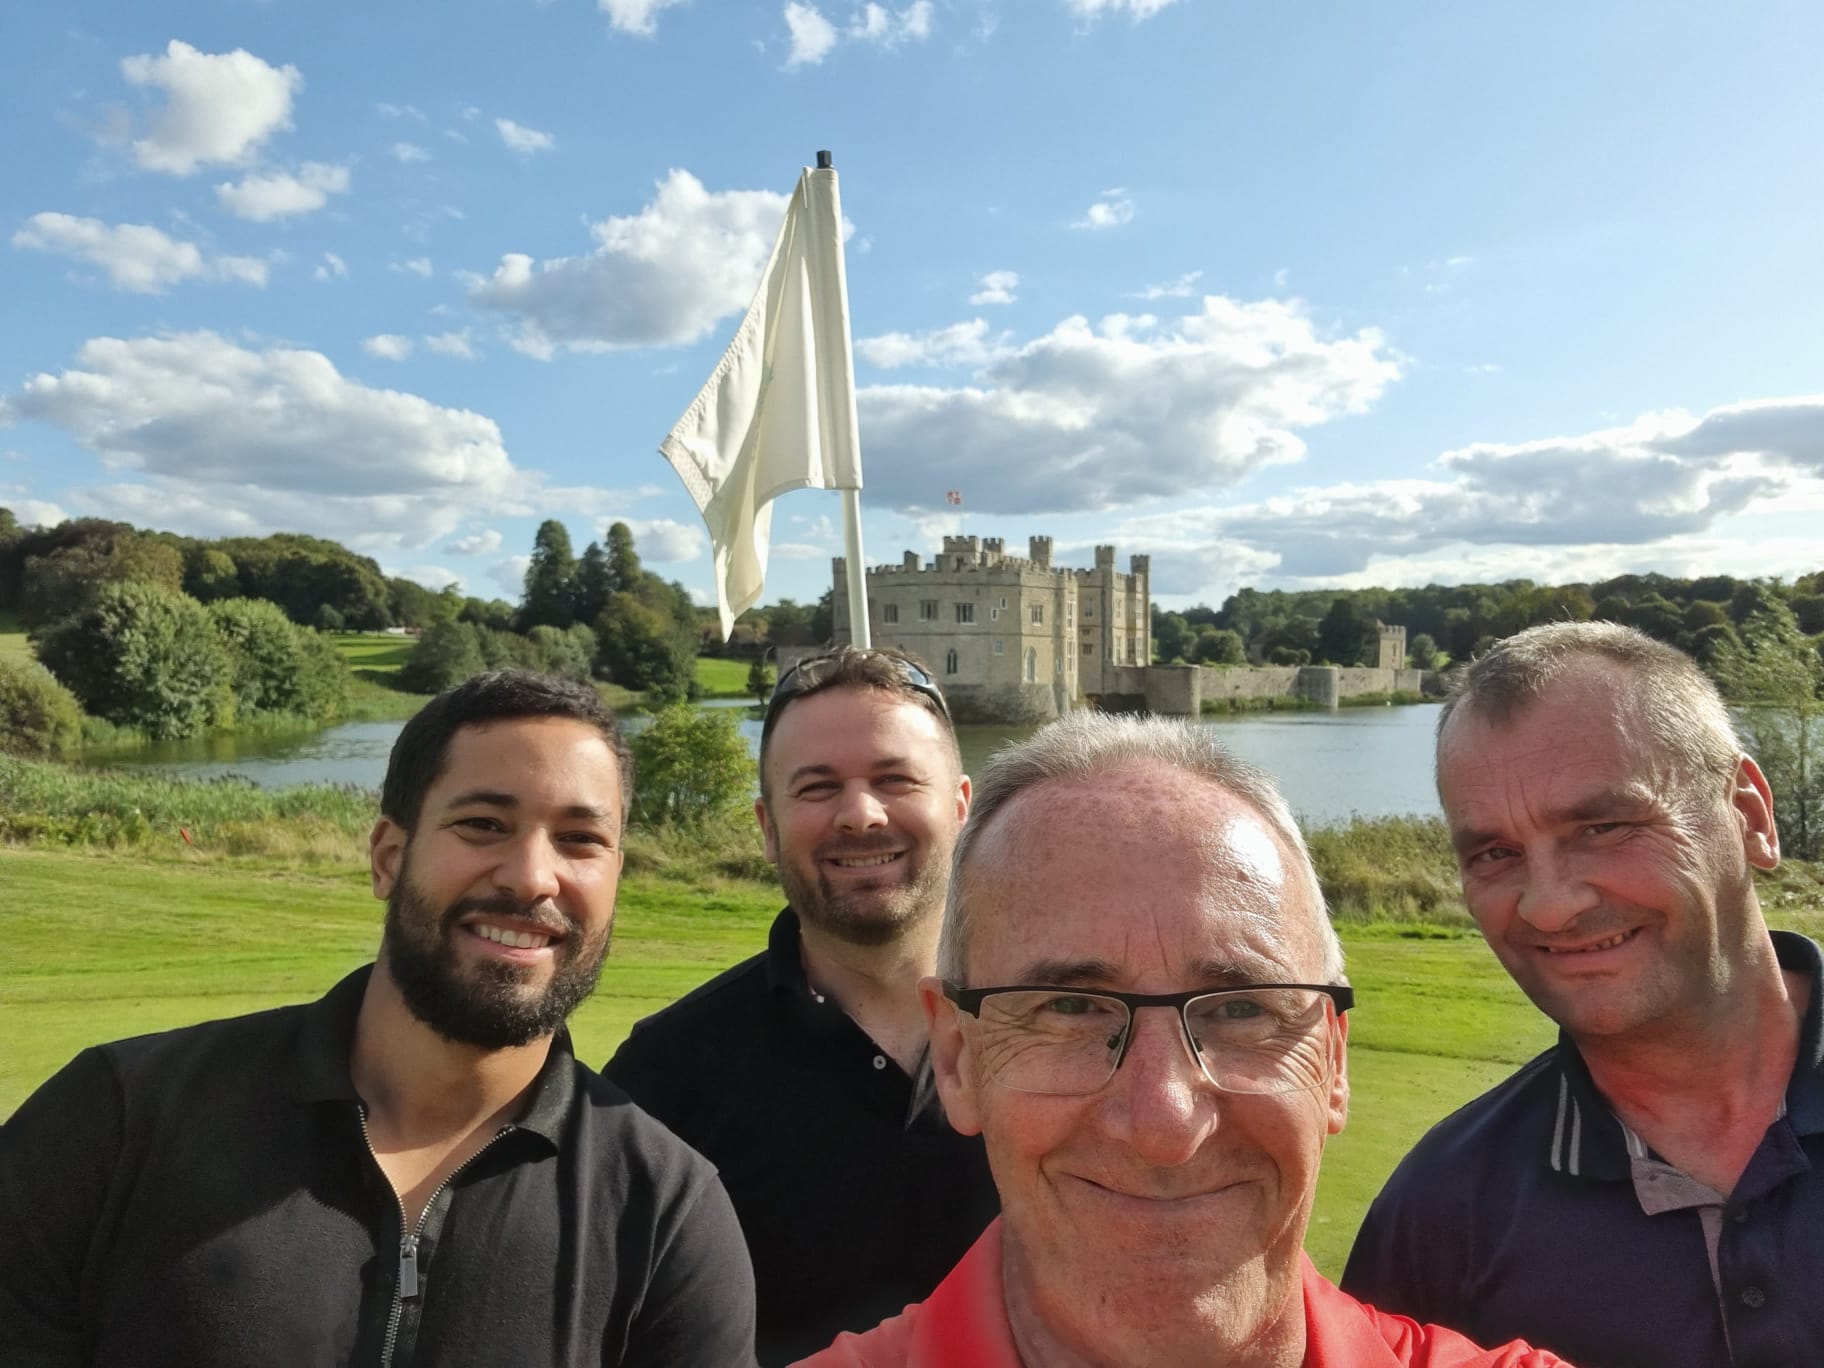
[830, 535, 1160, 724]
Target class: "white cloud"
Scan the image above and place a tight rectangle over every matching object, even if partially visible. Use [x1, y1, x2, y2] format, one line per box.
[449, 528, 502, 555]
[1063, 0, 1182, 20]
[376, 102, 426, 122]
[784, 3, 839, 65]
[495, 118, 554, 155]
[783, 1, 931, 65]
[312, 251, 347, 281]
[849, 1, 934, 44]
[390, 142, 430, 163]
[12, 212, 267, 293]
[1072, 189, 1135, 230]
[119, 40, 301, 175]
[393, 257, 434, 277]
[215, 162, 350, 221]
[466, 168, 792, 355]
[1113, 394, 1824, 585]
[423, 329, 479, 359]
[857, 318, 1006, 369]
[969, 270, 1019, 306]
[855, 296, 1401, 514]
[391, 562, 460, 590]
[7, 331, 532, 553]
[598, 0, 689, 35]
[490, 555, 531, 595]
[0, 491, 68, 529]
[362, 334, 414, 361]
[609, 517, 705, 562]
[1129, 269, 1202, 300]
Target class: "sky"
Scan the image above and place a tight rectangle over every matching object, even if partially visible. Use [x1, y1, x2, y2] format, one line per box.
[4, 0, 1822, 616]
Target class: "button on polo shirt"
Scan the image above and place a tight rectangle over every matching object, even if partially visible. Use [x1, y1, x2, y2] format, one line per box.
[1344, 931, 1824, 1368]
[605, 908, 1000, 1367]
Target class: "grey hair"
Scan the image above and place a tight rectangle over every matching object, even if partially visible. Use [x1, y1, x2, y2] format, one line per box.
[1438, 621, 1741, 791]
[938, 710, 1344, 986]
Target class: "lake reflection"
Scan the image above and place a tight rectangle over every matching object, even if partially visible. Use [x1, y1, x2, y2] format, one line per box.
[84, 701, 1443, 829]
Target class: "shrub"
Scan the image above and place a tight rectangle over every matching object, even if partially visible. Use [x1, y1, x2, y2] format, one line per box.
[628, 703, 754, 828]
[33, 581, 232, 739]
[209, 597, 351, 720]
[0, 658, 85, 758]
[399, 621, 485, 694]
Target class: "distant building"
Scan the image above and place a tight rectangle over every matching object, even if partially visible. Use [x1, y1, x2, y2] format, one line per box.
[830, 535, 1150, 723]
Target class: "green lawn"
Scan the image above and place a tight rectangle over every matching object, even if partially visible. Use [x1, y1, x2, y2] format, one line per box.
[0, 608, 31, 665]
[0, 844, 1562, 1277]
[696, 655, 759, 699]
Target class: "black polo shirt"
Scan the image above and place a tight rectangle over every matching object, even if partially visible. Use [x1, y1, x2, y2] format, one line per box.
[1342, 931, 1824, 1368]
[603, 908, 1000, 1366]
[1, 966, 756, 1367]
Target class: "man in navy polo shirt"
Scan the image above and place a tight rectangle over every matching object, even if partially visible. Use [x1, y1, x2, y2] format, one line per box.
[1344, 622, 1817, 1367]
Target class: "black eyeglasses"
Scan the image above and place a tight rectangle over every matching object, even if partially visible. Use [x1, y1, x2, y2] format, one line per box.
[942, 981, 1352, 1097]
[767, 649, 951, 724]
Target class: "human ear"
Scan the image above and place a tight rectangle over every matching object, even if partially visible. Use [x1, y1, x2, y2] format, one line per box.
[369, 818, 406, 899]
[1732, 756, 1781, 871]
[1325, 1010, 1350, 1138]
[920, 975, 982, 1136]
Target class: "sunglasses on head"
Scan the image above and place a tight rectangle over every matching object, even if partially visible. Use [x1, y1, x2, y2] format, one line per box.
[767, 649, 951, 723]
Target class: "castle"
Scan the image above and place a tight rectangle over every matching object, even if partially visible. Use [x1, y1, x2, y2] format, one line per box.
[824, 535, 1429, 724]
[830, 535, 1153, 723]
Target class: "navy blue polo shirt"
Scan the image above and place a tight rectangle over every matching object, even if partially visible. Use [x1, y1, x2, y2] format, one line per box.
[1342, 931, 1824, 1368]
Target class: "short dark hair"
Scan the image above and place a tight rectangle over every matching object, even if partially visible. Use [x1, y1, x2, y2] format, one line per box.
[758, 647, 957, 797]
[1437, 621, 1741, 794]
[381, 670, 633, 829]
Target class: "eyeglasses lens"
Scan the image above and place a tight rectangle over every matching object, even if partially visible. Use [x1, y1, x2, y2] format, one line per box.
[973, 989, 1335, 1097]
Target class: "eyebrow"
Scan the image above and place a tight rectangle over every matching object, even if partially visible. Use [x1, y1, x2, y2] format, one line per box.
[442, 791, 615, 821]
[1450, 787, 1658, 856]
[782, 756, 922, 789]
[1011, 956, 1283, 988]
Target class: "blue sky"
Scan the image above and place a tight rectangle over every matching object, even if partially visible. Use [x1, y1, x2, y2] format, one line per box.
[4, 0, 1822, 613]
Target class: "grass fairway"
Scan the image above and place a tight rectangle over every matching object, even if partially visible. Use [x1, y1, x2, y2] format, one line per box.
[0, 845, 1561, 1278]
[696, 655, 758, 699]
[0, 608, 31, 665]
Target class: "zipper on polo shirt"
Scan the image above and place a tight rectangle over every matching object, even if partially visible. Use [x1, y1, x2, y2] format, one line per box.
[359, 1103, 516, 1368]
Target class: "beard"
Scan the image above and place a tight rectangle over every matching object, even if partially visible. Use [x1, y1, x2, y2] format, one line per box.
[778, 832, 954, 948]
[382, 857, 613, 1050]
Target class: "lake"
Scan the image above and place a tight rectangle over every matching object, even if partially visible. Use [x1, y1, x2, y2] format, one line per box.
[84, 701, 1444, 828]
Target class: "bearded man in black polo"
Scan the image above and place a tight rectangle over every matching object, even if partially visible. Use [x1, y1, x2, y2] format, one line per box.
[605, 649, 998, 1365]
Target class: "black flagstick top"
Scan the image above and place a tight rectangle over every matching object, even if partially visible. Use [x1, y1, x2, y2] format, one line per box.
[816, 150, 833, 169]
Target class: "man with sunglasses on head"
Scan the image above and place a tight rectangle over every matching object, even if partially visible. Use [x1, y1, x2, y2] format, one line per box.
[605, 648, 998, 1366]
[797, 712, 1571, 1368]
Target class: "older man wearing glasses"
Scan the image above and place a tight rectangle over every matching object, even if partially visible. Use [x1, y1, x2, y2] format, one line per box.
[797, 712, 1571, 1368]
[605, 648, 998, 1366]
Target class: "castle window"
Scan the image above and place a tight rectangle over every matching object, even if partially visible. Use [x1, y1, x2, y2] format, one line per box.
[990, 606, 1000, 621]
[1030, 604, 1044, 625]
[882, 603, 899, 624]
[945, 649, 959, 675]
[1082, 643, 1093, 656]
[1083, 603, 1094, 618]
[1127, 641, 1138, 663]
[1000, 597, 1008, 609]
[920, 600, 938, 621]
[955, 603, 975, 624]
[1025, 647, 1037, 682]
[992, 639, 1003, 656]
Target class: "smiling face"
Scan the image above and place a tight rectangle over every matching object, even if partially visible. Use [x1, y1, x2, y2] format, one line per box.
[368, 715, 625, 1050]
[923, 762, 1347, 1357]
[1438, 658, 1779, 1042]
[757, 686, 969, 947]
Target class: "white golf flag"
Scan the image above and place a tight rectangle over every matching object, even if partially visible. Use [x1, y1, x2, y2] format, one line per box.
[659, 165, 862, 639]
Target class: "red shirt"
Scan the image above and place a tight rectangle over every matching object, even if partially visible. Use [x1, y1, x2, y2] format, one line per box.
[792, 1220, 1574, 1368]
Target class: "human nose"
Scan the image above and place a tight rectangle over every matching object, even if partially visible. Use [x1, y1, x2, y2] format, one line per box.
[494, 831, 562, 904]
[1514, 847, 1600, 933]
[832, 782, 889, 833]
[1098, 1006, 1219, 1166]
